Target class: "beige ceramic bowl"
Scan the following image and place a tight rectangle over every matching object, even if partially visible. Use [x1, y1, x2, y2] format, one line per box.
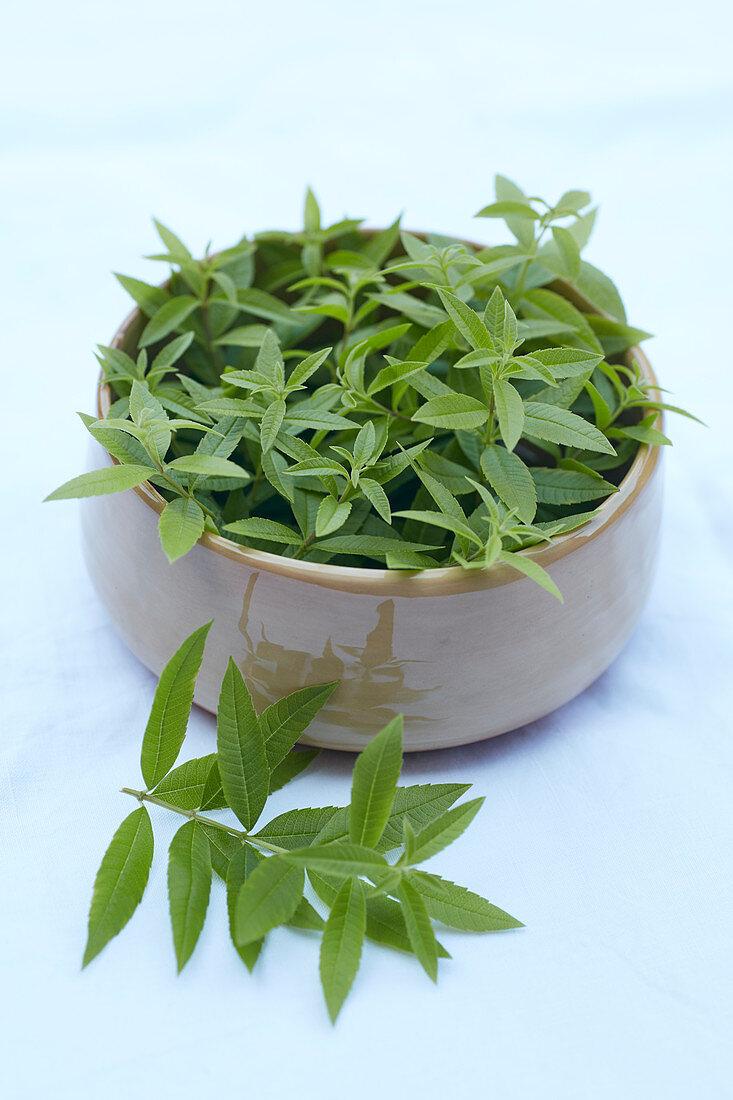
[81, 281, 663, 751]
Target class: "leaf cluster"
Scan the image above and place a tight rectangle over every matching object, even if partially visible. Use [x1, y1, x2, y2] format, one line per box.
[49, 178, 694, 595]
[84, 624, 522, 1021]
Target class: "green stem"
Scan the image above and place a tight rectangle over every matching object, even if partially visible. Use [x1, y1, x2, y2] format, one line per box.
[293, 531, 317, 560]
[367, 396, 414, 424]
[120, 788, 288, 855]
[157, 467, 219, 525]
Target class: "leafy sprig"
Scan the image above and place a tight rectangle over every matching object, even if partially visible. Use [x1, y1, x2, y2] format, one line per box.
[85, 625, 522, 1021]
[49, 178, 696, 592]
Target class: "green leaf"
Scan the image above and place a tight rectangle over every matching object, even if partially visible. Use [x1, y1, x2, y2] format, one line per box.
[521, 288, 603, 354]
[397, 877, 438, 980]
[475, 200, 540, 220]
[197, 397, 260, 418]
[492, 379, 525, 452]
[237, 287, 299, 325]
[285, 456, 349, 479]
[114, 273, 169, 315]
[553, 189, 592, 216]
[214, 324, 269, 347]
[320, 877, 366, 1022]
[392, 509, 482, 547]
[316, 535, 438, 559]
[304, 186, 321, 233]
[370, 290, 445, 329]
[516, 318, 575, 342]
[407, 320, 455, 364]
[254, 807, 341, 850]
[167, 454, 249, 479]
[269, 749, 321, 793]
[284, 842, 389, 878]
[349, 717, 403, 847]
[316, 496, 352, 538]
[153, 219, 192, 262]
[198, 758, 226, 811]
[499, 549, 562, 602]
[212, 270, 238, 303]
[532, 467, 617, 505]
[317, 782, 473, 850]
[550, 226, 581, 280]
[151, 754, 218, 809]
[261, 399, 287, 453]
[493, 175, 535, 248]
[378, 783, 473, 850]
[413, 394, 490, 430]
[523, 347, 603, 378]
[359, 477, 391, 523]
[83, 807, 154, 966]
[575, 260, 627, 321]
[261, 448, 296, 504]
[408, 798, 484, 863]
[353, 421, 376, 468]
[260, 681, 339, 769]
[480, 445, 537, 523]
[198, 825, 241, 880]
[139, 296, 199, 347]
[158, 498, 205, 563]
[288, 897, 325, 931]
[608, 422, 671, 446]
[148, 333, 195, 377]
[140, 622, 212, 788]
[288, 347, 332, 388]
[367, 357, 427, 396]
[344, 323, 412, 368]
[235, 856, 305, 946]
[362, 216, 402, 265]
[216, 658, 269, 830]
[224, 518, 302, 546]
[410, 871, 523, 932]
[45, 464, 153, 501]
[80, 414, 155, 468]
[167, 820, 212, 972]
[226, 845, 264, 971]
[296, 298, 350, 325]
[587, 316, 653, 355]
[435, 288, 493, 350]
[532, 511, 598, 538]
[309, 871, 450, 959]
[367, 894, 448, 957]
[481, 286, 506, 346]
[522, 402, 616, 454]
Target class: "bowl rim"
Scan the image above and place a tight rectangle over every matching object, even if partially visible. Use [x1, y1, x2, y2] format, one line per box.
[98, 257, 662, 597]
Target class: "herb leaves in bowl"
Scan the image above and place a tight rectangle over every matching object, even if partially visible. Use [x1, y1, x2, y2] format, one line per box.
[48, 177, 687, 597]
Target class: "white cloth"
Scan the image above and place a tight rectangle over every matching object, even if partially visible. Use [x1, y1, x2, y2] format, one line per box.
[1, 2, 732, 1097]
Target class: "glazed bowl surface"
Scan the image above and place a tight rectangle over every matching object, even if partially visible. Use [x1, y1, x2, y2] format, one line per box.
[82, 281, 663, 751]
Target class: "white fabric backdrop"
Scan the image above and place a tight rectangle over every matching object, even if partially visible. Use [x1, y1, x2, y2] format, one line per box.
[2, 2, 732, 1097]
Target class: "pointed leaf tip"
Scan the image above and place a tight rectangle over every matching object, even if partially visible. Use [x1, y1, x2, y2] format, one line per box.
[320, 878, 366, 1022]
[216, 658, 269, 830]
[83, 806, 154, 967]
[349, 716, 403, 847]
[140, 621, 212, 788]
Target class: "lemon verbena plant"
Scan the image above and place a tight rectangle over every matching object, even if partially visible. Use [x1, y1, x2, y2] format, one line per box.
[48, 177, 690, 598]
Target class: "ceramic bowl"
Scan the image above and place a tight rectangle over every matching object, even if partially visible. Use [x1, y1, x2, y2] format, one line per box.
[81, 282, 663, 751]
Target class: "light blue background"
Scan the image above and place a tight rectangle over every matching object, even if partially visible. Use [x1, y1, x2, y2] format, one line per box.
[1, 2, 732, 1097]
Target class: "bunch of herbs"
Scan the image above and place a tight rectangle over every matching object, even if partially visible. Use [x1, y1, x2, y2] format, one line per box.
[49, 177, 691, 596]
[85, 623, 521, 1021]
